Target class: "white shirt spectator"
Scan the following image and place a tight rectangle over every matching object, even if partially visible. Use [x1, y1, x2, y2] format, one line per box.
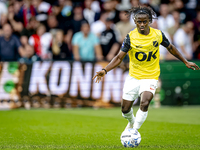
[29, 33, 52, 59]
[90, 20, 106, 36]
[83, 9, 95, 25]
[186, 0, 197, 9]
[36, 1, 52, 22]
[173, 28, 193, 58]
[91, 0, 101, 13]
[157, 14, 175, 32]
[0, 2, 7, 20]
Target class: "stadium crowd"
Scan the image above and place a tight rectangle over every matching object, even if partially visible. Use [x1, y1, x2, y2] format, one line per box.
[0, 0, 199, 63]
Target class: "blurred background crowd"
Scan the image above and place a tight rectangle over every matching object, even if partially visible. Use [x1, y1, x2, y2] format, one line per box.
[0, 0, 199, 63]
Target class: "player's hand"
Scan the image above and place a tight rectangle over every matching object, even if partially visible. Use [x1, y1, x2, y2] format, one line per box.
[185, 61, 200, 70]
[92, 70, 106, 83]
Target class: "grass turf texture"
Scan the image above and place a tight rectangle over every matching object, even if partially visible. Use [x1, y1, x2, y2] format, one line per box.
[0, 107, 200, 150]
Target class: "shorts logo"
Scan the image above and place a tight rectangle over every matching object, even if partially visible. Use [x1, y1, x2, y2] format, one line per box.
[150, 84, 156, 90]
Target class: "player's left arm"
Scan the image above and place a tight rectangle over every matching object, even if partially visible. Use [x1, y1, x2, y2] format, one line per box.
[166, 44, 199, 70]
[161, 31, 199, 70]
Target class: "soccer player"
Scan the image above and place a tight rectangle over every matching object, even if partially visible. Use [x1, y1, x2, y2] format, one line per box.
[92, 6, 200, 131]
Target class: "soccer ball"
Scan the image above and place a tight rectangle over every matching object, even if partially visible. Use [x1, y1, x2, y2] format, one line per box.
[120, 128, 141, 148]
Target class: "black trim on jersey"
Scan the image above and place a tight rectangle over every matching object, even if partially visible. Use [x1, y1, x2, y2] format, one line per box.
[121, 34, 131, 53]
[161, 32, 170, 48]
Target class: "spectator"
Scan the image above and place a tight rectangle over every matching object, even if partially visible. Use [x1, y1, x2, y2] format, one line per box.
[129, 0, 139, 26]
[185, 0, 198, 20]
[19, 44, 40, 63]
[167, 0, 176, 13]
[102, 0, 120, 23]
[21, 17, 39, 37]
[72, 20, 103, 61]
[29, 24, 52, 60]
[52, 1, 68, 25]
[17, 0, 36, 27]
[46, 14, 66, 35]
[193, 10, 200, 31]
[52, 1, 62, 17]
[193, 10, 200, 59]
[0, 24, 22, 61]
[83, 0, 100, 25]
[20, 16, 40, 44]
[168, 10, 181, 41]
[100, 18, 120, 61]
[116, 10, 135, 43]
[90, 11, 108, 37]
[61, 0, 73, 18]
[157, 4, 175, 32]
[116, 0, 131, 11]
[0, 14, 8, 35]
[20, 17, 40, 49]
[173, 21, 194, 60]
[50, 30, 72, 60]
[0, 1, 7, 21]
[174, 0, 188, 24]
[91, 0, 101, 13]
[69, 3, 86, 35]
[11, 0, 23, 23]
[130, 0, 139, 6]
[149, 0, 160, 13]
[64, 3, 87, 50]
[32, 0, 52, 23]
[193, 30, 200, 59]
[20, 34, 29, 48]
[7, 4, 24, 37]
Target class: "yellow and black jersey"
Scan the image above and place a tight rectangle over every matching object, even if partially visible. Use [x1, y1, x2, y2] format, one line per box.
[121, 27, 170, 80]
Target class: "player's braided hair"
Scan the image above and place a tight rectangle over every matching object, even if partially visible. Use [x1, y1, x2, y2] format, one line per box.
[126, 6, 157, 23]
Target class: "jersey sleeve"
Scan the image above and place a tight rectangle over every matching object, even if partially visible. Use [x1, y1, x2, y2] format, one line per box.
[160, 31, 170, 48]
[121, 34, 131, 53]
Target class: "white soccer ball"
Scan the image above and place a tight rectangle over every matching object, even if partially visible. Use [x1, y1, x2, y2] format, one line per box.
[120, 128, 141, 148]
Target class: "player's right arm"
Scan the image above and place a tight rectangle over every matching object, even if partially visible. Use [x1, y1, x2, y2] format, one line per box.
[92, 50, 127, 83]
[166, 44, 199, 70]
[161, 32, 199, 70]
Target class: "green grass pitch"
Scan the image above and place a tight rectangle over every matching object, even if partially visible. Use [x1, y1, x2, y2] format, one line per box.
[0, 107, 200, 150]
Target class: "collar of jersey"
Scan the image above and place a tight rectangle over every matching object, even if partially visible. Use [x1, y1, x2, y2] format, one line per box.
[136, 26, 152, 36]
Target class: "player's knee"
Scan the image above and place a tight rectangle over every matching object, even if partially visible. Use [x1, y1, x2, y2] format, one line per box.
[140, 100, 150, 111]
[121, 106, 130, 114]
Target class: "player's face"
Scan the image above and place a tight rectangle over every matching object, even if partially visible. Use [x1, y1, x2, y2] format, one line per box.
[134, 14, 150, 35]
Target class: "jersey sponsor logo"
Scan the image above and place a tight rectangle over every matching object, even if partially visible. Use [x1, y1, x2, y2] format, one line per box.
[153, 41, 158, 47]
[135, 52, 147, 61]
[135, 50, 158, 61]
